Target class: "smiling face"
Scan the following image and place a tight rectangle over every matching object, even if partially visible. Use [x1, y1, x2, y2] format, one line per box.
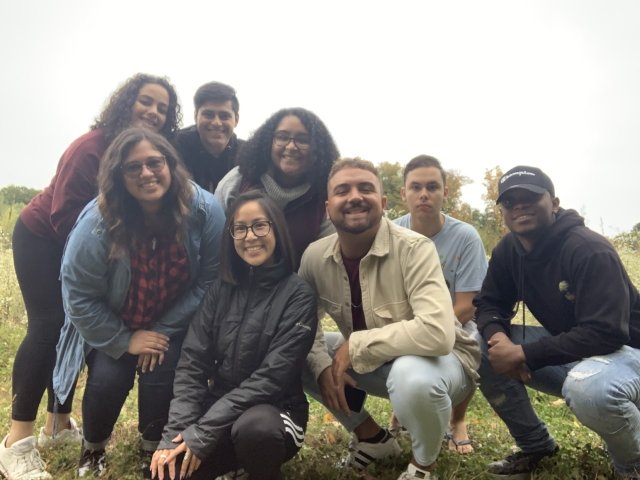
[233, 200, 277, 268]
[500, 188, 559, 250]
[130, 83, 170, 133]
[326, 167, 387, 235]
[195, 100, 239, 157]
[401, 166, 448, 223]
[122, 139, 172, 215]
[270, 115, 312, 187]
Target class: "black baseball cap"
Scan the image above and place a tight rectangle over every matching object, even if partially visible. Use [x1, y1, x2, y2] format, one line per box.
[497, 166, 555, 204]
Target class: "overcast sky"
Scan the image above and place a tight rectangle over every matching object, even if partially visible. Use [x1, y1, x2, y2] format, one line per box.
[1, 0, 639, 235]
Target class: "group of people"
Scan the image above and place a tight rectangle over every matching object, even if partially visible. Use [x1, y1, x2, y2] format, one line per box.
[0, 73, 638, 480]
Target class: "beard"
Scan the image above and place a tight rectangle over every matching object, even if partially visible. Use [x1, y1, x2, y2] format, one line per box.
[329, 210, 382, 235]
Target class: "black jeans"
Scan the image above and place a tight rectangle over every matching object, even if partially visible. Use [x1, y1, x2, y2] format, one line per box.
[11, 217, 74, 420]
[161, 404, 306, 480]
[82, 334, 184, 448]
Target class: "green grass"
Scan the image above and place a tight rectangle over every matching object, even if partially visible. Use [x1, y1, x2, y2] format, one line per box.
[0, 246, 638, 479]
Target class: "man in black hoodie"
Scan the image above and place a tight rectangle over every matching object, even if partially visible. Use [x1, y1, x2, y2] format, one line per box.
[475, 166, 640, 479]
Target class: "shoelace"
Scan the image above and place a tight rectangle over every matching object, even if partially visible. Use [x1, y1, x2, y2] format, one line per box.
[17, 448, 46, 474]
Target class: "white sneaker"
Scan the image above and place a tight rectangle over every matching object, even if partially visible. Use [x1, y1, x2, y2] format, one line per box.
[0, 435, 52, 480]
[37, 417, 82, 448]
[397, 463, 437, 479]
[342, 429, 402, 470]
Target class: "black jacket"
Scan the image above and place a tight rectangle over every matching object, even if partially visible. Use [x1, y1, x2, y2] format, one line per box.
[175, 126, 245, 193]
[158, 262, 317, 459]
[475, 208, 640, 371]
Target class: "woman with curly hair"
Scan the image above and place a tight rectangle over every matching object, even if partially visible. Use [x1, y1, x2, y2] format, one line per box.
[53, 127, 224, 478]
[0, 75, 181, 480]
[215, 107, 339, 266]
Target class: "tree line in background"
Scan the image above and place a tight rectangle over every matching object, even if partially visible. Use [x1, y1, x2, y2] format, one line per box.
[1, 170, 639, 253]
[380, 163, 509, 251]
[378, 162, 640, 253]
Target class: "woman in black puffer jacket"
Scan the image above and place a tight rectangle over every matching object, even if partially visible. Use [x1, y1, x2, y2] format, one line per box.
[151, 191, 317, 480]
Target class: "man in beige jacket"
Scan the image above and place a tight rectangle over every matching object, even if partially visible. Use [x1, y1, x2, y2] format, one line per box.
[300, 158, 480, 480]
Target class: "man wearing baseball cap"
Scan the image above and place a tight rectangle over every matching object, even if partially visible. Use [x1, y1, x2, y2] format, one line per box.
[474, 165, 640, 478]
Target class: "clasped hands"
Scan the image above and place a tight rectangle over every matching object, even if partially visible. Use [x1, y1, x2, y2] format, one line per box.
[318, 340, 357, 415]
[128, 329, 170, 373]
[150, 434, 201, 480]
[487, 332, 531, 382]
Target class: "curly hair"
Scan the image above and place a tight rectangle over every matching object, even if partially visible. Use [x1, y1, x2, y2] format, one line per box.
[91, 73, 182, 143]
[97, 127, 193, 259]
[237, 107, 339, 199]
[219, 190, 296, 285]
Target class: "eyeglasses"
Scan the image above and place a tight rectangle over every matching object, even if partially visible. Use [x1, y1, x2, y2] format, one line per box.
[229, 220, 273, 239]
[121, 156, 166, 178]
[499, 191, 543, 209]
[272, 131, 311, 150]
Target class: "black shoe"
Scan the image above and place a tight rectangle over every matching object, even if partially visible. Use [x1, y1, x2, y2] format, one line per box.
[487, 446, 558, 478]
[78, 448, 106, 477]
[139, 450, 153, 479]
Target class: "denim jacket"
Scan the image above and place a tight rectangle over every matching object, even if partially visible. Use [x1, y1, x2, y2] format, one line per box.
[53, 182, 225, 405]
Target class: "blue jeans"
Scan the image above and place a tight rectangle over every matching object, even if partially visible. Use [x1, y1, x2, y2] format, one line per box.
[82, 334, 184, 452]
[478, 325, 640, 474]
[304, 332, 474, 466]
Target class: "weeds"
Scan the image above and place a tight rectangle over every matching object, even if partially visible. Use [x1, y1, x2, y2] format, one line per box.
[0, 248, 637, 479]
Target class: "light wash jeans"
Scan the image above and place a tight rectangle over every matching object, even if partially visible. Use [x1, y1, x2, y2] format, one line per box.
[478, 325, 640, 475]
[304, 332, 474, 466]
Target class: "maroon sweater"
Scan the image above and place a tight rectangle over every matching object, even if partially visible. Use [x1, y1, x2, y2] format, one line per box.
[20, 129, 108, 245]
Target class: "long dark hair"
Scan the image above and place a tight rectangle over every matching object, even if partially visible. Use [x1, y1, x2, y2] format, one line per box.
[237, 107, 339, 199]
[97, 127, 192, 258]
[91, 73, 182, 142]
[219, 191, 296, 285]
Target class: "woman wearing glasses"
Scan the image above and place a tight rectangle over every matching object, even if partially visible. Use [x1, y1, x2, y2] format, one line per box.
[215, 108, 339, 267]
[151, 191, 317, 480]
[0, 74, 181, 480]
[52, 127, 224, 477]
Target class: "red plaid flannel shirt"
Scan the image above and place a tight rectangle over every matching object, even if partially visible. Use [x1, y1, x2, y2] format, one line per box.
[120, 234, 190, 330]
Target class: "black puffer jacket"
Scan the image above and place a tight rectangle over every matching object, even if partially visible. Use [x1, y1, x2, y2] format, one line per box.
[158, 261, 317, 459]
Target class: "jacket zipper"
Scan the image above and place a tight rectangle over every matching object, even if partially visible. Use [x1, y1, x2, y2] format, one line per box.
[231, 267, 254, 380]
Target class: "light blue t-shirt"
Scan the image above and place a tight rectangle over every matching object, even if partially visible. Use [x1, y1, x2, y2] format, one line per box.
[394, 213, 488, 301]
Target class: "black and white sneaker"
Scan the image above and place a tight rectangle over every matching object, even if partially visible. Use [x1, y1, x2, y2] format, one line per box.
[78, 448, 106, 478]
[139, 449, 154, 479]
[340, 429, 402, 470]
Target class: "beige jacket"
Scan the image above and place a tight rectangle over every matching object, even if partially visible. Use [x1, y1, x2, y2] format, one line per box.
[299, 217, 480, 382]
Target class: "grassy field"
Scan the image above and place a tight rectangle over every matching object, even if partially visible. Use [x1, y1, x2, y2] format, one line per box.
[0, 247, 638, 479]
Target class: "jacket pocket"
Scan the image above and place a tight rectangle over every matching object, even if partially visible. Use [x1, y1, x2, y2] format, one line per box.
[372, 300, 412, 326]
[322, 298, 344, 323]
